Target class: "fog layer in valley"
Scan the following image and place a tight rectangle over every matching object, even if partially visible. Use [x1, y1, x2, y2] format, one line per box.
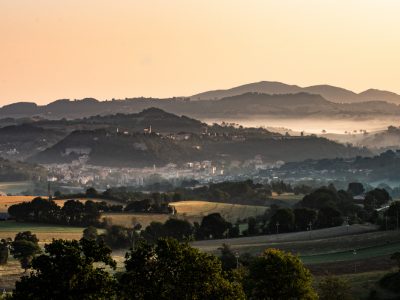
[204, 117, 400, 135]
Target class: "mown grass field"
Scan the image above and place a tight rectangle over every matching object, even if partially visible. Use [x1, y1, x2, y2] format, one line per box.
[0, 196, 37, 213]
[102, 213, 170, 228]
[103, 200, 268, 228]
[0, 221, 85, 242]
[192, 224, 381, 254]
[301, 241, 400, 265]
[170, 201, 268, 223]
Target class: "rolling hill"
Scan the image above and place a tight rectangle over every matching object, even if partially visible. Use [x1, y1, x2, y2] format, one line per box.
[191, 81, 400, 104]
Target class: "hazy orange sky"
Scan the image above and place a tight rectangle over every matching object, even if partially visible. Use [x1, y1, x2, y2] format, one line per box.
[1, 0, 400, 105]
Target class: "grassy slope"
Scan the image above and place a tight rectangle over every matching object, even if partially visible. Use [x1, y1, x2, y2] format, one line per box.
[0, 221, 85, 242]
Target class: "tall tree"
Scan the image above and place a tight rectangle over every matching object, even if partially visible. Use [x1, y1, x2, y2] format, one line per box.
[197, 213, 231, 239]
[11, 232, 41, 271]
[269, 208, 295, 233]
[294, 208, 317, 231]
[246, 248, 317, 300]
[347, 182, 364, 196]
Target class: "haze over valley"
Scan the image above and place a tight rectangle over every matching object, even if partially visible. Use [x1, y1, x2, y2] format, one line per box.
[2, 1, 400, 299]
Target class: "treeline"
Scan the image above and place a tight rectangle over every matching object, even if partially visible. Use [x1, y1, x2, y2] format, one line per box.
[238, 185, 393, 236]
[177, 179, 311, 205]
[56, 187, 180, 210]
[56, 180, 308, 207]
[8, 198, 112, 227]
[87, 212, 237, 249]
[7, 196, 173, 228]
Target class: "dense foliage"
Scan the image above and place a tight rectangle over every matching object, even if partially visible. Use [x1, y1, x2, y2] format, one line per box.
[118, 239, 245, 299]
[246, 248, 318, 299]
[11, 232, 41, 271]
[8, 197, 109, 226]
[9, 239, 117, 300]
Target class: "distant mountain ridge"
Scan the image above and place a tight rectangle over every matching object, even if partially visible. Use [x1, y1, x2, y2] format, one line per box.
[191, 81, 400, 104]
[1, 84, 400, 120]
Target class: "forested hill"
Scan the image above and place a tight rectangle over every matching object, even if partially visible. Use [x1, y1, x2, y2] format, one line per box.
[1, 92, 400, 120]
[28, 128, 370, 168]
[278, 150, 400, 183]
[0, 108, 370, 167]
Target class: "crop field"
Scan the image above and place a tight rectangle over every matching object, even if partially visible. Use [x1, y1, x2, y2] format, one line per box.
[0, 221, 85, 242]
[0, 196, 37, 213]
[102, 213, 170, 228]
[103, 201, 268, 228]
[169, 201, 268, 223]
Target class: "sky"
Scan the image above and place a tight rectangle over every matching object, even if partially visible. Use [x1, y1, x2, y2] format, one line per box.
[1, 0, 400, 105]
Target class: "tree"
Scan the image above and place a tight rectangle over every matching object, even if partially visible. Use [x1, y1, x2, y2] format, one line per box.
[299, 187, 339, 210]
[163, 218, 193, 241]
[141, 221, 167, 244]
[10, 239, 117, 300]
[294, 208, 317, 231]
[118, 239, 245, 300]
[246, 248, 317, 300]
[269, 208, 295, 233]
[85, 187, 98, 198]
[11, 232, 41, 271]
[218, 243, 237, 271]
[317, 275, 354, 300]
[100, 225, 131, 249]
[386, 201, 400, 230]
[0, 238, 11, 265]
[364, 188, 390, 211]
[197, 213, 231, 239]
[247, 217, 259, 235]
[347, 182, 364, 196]
[62, 200, 85, 224]
[316, 206, 343, 228]
[83, 226, 98, 241]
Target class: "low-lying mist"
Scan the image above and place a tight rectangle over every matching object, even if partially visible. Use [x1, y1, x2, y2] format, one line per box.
[203, 116, 400, 135]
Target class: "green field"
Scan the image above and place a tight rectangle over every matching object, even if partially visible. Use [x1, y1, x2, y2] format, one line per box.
[192, 224, 382, 254]
[301, 242, 400, 264]
[0, 221, 85, 242]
